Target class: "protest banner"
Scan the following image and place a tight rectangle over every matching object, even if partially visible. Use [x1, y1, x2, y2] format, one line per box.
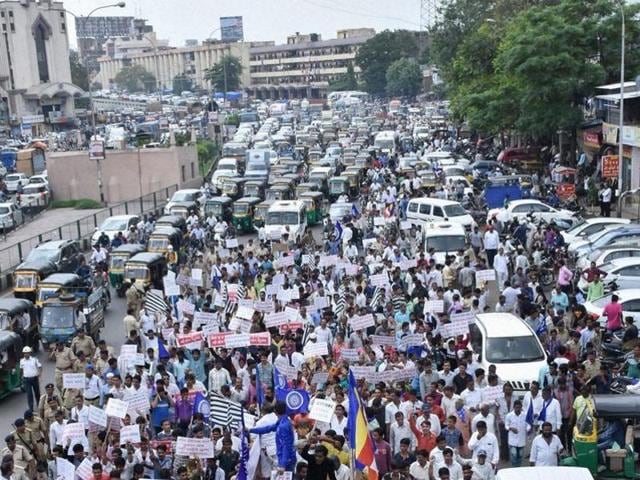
[311, 372, 329, 385]
[226, 238, 239, 249]
[177, 299, 195, 315]
[284, 306, 299, 322]
[276, 255, 295, 269]
[193, 311, 216, 327]
[389, 366, 418, 381]
[255, 300, 274, 313]
[340, 348, 360, 361]
[399, 259, 418, 271]
[190, 268, 203, 287]
[88, 405, 107, 427]
[439, 318, 470, 338]
[201, 322, 219, 336]
[279, 322, 302, 335]
[62, 373, 85, 389]
[105, 398, 129, 419]
[303, 342, 329, 358]
[399, 333, 424, 348]
[120, 344, 137, 360]
[119, 424, 141, 445]
[450, 311, 476, 325]
[265, 311, 288, 328]
[482, 385, 504, 403]
[425, 300, 445, 313]
[475, 269, 496, 283]
[124, 390, 151, 414]
[350, 313, 375, 330]
[236, 305, 255, 320]
[318, 255, 338, 267]
[350, 366, 376, 378]
[370, 335, 397, 347]
[62, 422, 85, 444]
[314, 296, 329, 310]
[176, 274, 191, 286]
[224, 333, 251, 349]
[370, 273, 389, 287]
[75, 458, 94, 480]
[228, 316, 252, 333]
[176, 331, 204, 348]
[400, 220, 412, 230]
[56, 458, 75, 480]
[175, 436, 215, 458]
[278, 364, 299, 380]
[163, 274, 180, 297]
[309, 398, 337, 423]
[249, 332, 271, 347]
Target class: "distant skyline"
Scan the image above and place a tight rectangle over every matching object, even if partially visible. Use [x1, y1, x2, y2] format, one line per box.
[61, 0, 422, 48]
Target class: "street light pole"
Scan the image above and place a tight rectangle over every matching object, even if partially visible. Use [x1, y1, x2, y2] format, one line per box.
[618, 2, 625, 215]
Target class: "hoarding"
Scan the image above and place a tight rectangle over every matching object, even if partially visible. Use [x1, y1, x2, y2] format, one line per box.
[220, 16, 243, 42]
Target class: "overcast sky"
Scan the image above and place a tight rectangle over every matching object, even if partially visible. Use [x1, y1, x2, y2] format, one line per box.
[62, 0, 422, 47]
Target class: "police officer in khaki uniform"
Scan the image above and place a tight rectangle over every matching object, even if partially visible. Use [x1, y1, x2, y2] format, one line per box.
[23, 411, 47, 455]
[11, 418, 43, 463]
[70, 331, 96, 358]
[125, 281, 142, 313]
[48, 341, 76, 392]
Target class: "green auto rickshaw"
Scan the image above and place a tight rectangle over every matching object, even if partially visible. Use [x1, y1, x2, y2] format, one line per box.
[299, 191, 325, 225]
[0, 331, 23, 400]
[203, 196, 233, 223]
[232, 197, 261, 233]
[265, 185, 293, 201]
[244, 179, 267, 200]
[296, 182, 318, 197]
[109, 244, 146, 296]
[124, 252, 168, 290]
[255, 200, 275, 228]
[329, 176, 349, 201]
[221, 177, 247, 200]
[0, 298, 38, 353]
[147, 227, 183, 254]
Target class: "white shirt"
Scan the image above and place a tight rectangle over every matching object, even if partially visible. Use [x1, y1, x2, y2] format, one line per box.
[468, 431, 500, 465]
[416, 413, 442, 437]
[471, 413, 496, 435]
[530, 433, 564, 466]
[19, 357, 41, 378]
[208, 367, 232, 393]
[49, 420, 67, 446]
[483, 231, 500, 250]
[540, 397, 563, 432]
[461, 388, 483, 409]
[601, 187, 612, 202]
[389, 421, 416, 454]
[409, 460, 430, 480]
[251, 412, 278, 456]
[522, 391, 544, 426]
[385, 402, 401, 425]
[329, 415, 348, 436]
[70, 405, 90, 430]
[441, 394, 461, 418]
[84, 374, 103, 400]
[505, 411, 530, 447]
[434, 460, 463, 480]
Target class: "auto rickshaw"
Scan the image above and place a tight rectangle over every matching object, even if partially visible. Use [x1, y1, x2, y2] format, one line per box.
[40, 292, 106, 348]
[0, 331, 22, 399]
[562, 394, 640, 478]
[296, 182, 319, 197]
[155, 215, 187, 233]
[13, 260, 58, 303]
[109, 244, 146, 297]
[36, 273, 88, 308]
[265, 185, 293, 201]
[221, 177, 247, 200]
[552, 166, 577, 201]
[124, 252, 167, 290]
[0, 299, 38, 353]
[255, 200, 275, 228]
[343, 171, 361, 196]
[299, 191, 325, 225]
[168, 201, 199, 218]
[244, 179, 267, 200]
[203, 196, 233, 223]
[329, 176, 349, 201]
[232, 197, 261, 233]
[309, 148, 323, 163]
[147, 227, 183, 254]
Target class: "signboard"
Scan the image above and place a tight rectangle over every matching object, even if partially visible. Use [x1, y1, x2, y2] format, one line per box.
[583, 130, 601, 148]
[22, 114, 44, 124]
[63, 373, 86, 389]
[175, 436, 215, 458]
[88, 405, 108, 427]
[220, 16, 244, 42]
[309, 398, 336, 423]
[105, 398, 129, 419]
[602, 155, 620, 179]
[119, 425, 141, 445]
[89, 140, 105, 161]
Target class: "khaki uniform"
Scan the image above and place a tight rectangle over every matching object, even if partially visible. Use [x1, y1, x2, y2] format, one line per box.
[24, 416, 47, 455]
[49, 347, 76, 392]
[12, 427, 44, 462]
[38, 396, 63, 432]
[70, 335, 96, 358]
[126, 284, 142, 313]
[0, 445, 33, 474]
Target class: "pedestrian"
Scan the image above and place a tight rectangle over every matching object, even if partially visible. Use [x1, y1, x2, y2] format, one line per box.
[529, 422, 564, 466]
[19, 347, 41, 412]
[599, 183, 612, 217]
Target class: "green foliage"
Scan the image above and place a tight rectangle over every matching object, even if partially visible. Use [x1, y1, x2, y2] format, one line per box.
[114, 64, 156, 93]
[197, 139, 219, 176]
[225, 113, 239, 126]
[204, 56, 243, 92]
[355, 30, 418, 94]
[69, 50, 89, 91]
[329, 64, 358, 92]
[385, 59, 423, 97]
[172, 74, 193, 95]
[174, 132, 191, 147]
[51, 199, 102, 209]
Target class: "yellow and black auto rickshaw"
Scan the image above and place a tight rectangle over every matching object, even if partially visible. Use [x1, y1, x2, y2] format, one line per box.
[221, 177, 247, 200]
[124, 252, 167, 290]
[265, 185, 293, 201]
[255, 200, 275, 228]
[147, 227, 183, 254]
[13, 260, 57, 303]
[109, 244, 146, 296]
[244, 179, 267, 200]
[0, 331, 22, 400]
[36, 273, 88, 308]
[203, 196, 233, 223]
[0, 298, 38, 353]
[329, 176, 349, 201]
[155, 215, 187, 233]
[299, 191, 325, 225]
[232, 197, 261, 234]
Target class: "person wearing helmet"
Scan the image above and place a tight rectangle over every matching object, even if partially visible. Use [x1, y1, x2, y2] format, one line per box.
[165, 244, 178, 268]
[19, 347, 42, 412]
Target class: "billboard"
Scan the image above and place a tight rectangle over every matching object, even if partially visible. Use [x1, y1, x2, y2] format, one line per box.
[601, 155, 619, 179]
[220, 16, 244, 42]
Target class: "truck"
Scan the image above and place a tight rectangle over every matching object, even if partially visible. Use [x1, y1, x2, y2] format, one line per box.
[15, 148, 46, 176]
[0, 148, 17, 173]
[244, 149, 271, 179]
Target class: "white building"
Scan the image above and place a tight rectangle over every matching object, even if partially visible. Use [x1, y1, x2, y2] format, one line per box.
[0, 0, 84, 134]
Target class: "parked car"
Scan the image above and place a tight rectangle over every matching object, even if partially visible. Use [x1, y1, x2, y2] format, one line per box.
[583, 289, 640, 326]
[91, 215, 140, 244]
[561, 217, 631, 244]
[576, 246, 640, 271]
[22, 240, 80, 273]
[569, 225, 640, 259]
[4, 173, 28, 193]
[0, 202, 23, 230]
[487, 199, 578, 226]
[20, 184, 50, 209]
[577, 258, 640, 293]
[163, 189, 205, 215]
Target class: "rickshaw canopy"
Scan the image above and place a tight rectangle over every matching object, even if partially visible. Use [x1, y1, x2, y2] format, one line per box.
[592, 394, 640, 418]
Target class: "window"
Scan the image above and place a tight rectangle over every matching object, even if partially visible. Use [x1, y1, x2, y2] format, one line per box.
[190, 162, 195, 178]
[622, 300, 640, 312]
[8, 11, 12, 17]
[10, 23, 14, 33]
[433, 206, 444, 217]
[531, 204, 550, 212]
[34, 23, 50, 83]
[181, 165, 186, 182]
[419, 204, 430, 214]
[408, 203, 418, 213]
[618, 266, 640, 277]
[582, 224, 604, 236]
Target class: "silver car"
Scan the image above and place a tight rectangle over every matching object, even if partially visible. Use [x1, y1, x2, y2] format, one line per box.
[0, 202, 23, 230]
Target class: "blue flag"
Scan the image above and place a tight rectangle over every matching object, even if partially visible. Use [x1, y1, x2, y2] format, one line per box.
[525, 399, 534, 427]
[273, 367, 288, 391]
[237, 407, 249, 480]
[192, 391, 210, 422]
[351, 203, 359, 217]
[256, 365, 265, 406]
[158, 338, 170, 360]
[275, 387, 310, 415]
[334, 221, 343, 241]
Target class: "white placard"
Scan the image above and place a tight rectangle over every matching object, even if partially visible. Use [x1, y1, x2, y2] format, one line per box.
[120, 344, 137, 360]
[177, 299, 196, 315]
[400, 220, 412, 230]
[270, 473, 293, 480]
[345, 264, 360, 276]
[194, 311, 216, 326]
[124, 390, 151, 414]
[399, 259, 418, 271]
[62, 422, 85, 444]
[163, 273, 180, 297]
[278, 364, 299, 380]
[482, 385, 504, 402]
[399, 333, 424, 348]
[225, 333, 251, 349]
[88, 405, 108, 427]
[236, 305, 255, 320]
[318, 255, 338, 267]
[425, 300, 445, 313]
[75, 458, 94, 480]
[276, 255, 295, 269]
[311, 372, 329, 385]
[63, 373, 86, 389]
[309, 398, 337, 423]
[175, 436, 215, 458]
[265, 311, 288, 328]
[350, 313, 375, 330]
[373, 216, 385, 226]
[272, 274, 286, 286]
[303, 342, 329, 358]
[314, 296, 329, 310]
[255, 300, 274, 313]
[276, 288, 292, 303]
[226, 238, 239, 249]
[475, 269, 496, 282]
[56, 458, 76, 480]
[284, 306, 299, 322]
[190, 268, 203, 287]
[439, 317, 470, 338]
[105, 398, 130, 419]
[450, 311, 475, 325]
[370, 273, 389, 287]
[370, 335, 397, 347]
[119, 424, 141, 445]
[340, 348, 361, 361]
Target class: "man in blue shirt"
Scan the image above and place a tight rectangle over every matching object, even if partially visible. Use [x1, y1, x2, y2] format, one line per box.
[250, 402, 297, 472]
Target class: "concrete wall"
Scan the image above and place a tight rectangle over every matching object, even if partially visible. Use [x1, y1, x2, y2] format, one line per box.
[47, 145, 201, 203]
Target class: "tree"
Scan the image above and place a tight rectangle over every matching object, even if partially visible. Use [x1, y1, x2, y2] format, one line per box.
[69, 50, 89, 91]
[385, 59, 423, 97]
[114, 64, 156, 93]
[329, 64, 358, 91]
[172, 74, 193, 95]
[355, 30, 418, 94]
[204, 56, 243, 92]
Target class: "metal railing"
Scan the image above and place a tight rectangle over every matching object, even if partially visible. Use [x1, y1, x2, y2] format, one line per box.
[0, 185, 178, 273]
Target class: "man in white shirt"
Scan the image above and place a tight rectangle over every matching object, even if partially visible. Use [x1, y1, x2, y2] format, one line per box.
[468, 420, 499, 467]
[83, 364, 103, 407]
[505, 400, 530, 467]
[409, 450, 430, 480]
[460, 379, 483, 410]
[329, 405, 348, 436]
[530, 422, 564, 466]
[441, 386, 461, 418]
[389, 412, 416, 454]
[471, 404, 496, 436]
[19, 347, 41, 412]
[438, 362, 456, 388]
[483, 225, 500, 267]
[433, 448, 463, 480]
[48, 410, 67, 447]
[493, 248, 509, 289]
[208, 359, 232, 394]
[539, 387, 563, 434]
[69, 395, 90, 430]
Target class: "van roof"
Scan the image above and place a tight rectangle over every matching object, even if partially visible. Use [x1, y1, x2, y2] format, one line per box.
[409, 198, 462, 207]
[475, 313, 534, 338]
[269, 200, 305, 212]
[423, 221, 466, 236]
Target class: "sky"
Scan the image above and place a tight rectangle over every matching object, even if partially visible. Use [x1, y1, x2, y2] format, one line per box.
[62, 0, 423, 48]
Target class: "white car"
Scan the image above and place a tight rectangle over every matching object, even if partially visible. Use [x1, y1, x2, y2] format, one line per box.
[576, 246, 640, 271]
[0, 202, 23, 229]
[4, 173, 28, 193]
[28, 174, 49, 186]
[163, 189, 204, 215]
[487, 199, 578, 225]
[583, 289, 640, 326]
[212, 158, 240, 190]
[578, 258, 640, 293]
[561, 217, 630, 244]
[91, 214, 140, 244]
[20, 184, 50, 208]
[329, 202, 355, 223]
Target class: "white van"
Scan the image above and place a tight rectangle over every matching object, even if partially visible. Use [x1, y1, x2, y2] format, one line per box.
[407, 198, 476, 230]
[469, 313, 548, 395]
[423, 222, 467, 264]
[265, 200, 307, 243]
[374, 131, 397, 155]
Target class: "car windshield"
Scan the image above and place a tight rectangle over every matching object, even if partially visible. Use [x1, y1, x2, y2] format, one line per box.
[486, 336, 545, 363]
[25, 248, 58, 263]
[565, 219, 588, 235]
[0, 207, 9, 215]
[22, 186, 43, 195]
[592, 231, 625, 249]
[148, 237, 169, 250]
[218, 163, 235, 170]
[125, 266, 148, 279]
[205, 204, 222, 215]
[445, 168, 465, 177]
[5, 175, 20, 181]
[234, 204, 249, 215]
[41, 306, 75, 328]
[375, 139, 394, 149]
[223, 146, 245, 156]
[15, 273, 37, 289]
[110, 255, 127, 269]
[99, 218, 127, 231]
[591, 295, 613, 308]
[37, 288, 59, 302]
[426, 235, 466, 252]
[240, 113, 259, 123]
[443, 204, 467, 217]
[267, 212, 299, 225]
[330, 205, 351, 218]
[171, 192, 195, 202]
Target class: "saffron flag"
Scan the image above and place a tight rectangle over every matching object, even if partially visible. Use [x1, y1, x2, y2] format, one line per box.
[348, 371, 379, 480]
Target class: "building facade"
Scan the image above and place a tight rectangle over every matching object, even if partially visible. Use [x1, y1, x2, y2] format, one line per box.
[96, 41, 255, 93]
[247, 29, 375, 100]
[0, 0, 84, 135]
